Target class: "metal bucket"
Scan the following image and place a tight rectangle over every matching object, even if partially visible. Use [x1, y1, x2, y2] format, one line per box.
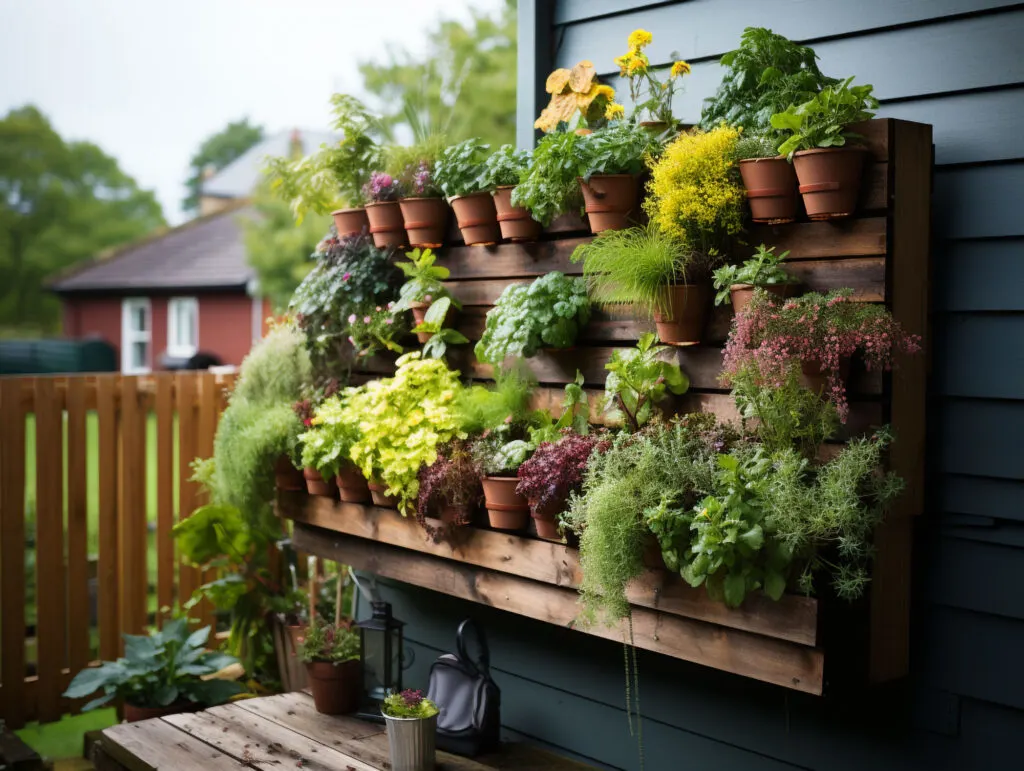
[383, 712, 437, 771]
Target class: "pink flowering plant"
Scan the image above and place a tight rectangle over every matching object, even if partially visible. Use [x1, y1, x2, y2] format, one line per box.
[362, 171, 404, 203]
[402, 160, 442, 198]
[722, 288, 921, 421]
[346, 305, 408, 359]
[382, 688, 439, 719]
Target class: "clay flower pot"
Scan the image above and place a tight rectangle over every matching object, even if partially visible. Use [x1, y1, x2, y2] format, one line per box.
[409, 300, 457, 344]
[530, 498, 564, 541]
[450, 192, 501, 246]
[792, 147, 869, 220]
[579, 174, 638, 233]
[439, 504, 473, 527]
[653, 283, 711, 346]
[729, 283, 800, 315]
[331, 207, 369, 238]
[124, 700, 200, 723]
[306, 660, 360, 715]
[493, 186, 542, 242]
[304, 467, 337, 497]
[365, 201, 407, 249]
[738, 157, 799, 224]
[480, 476, 530, 531]
[274, 455, 305, 492]
[336, 464, 371, 504]
[399, 197, 450, 248]
[369, 482, 401, 509]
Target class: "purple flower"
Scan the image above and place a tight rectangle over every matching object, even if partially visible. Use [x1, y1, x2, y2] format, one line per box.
[385, 318, 394, 325]
[348, 314, 357, 324]
[343, 272, 351, 281]
[363, 316, 372, 324]
[424, 294, 432, 303]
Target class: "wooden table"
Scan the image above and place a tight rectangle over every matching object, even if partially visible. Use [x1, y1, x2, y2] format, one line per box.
[93, 691, 593, 771]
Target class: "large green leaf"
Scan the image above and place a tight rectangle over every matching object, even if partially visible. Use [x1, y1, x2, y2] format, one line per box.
[173, 504, 249, 567]
[63, 663, 123, 698]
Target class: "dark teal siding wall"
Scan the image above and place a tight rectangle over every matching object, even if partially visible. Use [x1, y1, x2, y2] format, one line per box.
[369, 2, 1024, 768]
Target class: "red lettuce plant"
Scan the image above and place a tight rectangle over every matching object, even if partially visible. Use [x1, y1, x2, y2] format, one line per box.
[722, 289, 920, 421]
[416, 440, 482, 542]
[516, 431, 608, 517]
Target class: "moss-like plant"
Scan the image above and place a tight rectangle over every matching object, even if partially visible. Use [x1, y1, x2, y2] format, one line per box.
[382, 689, 439, 719]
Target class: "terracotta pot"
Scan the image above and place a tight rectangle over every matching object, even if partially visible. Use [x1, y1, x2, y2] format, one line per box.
[653, 283, 711, 346]
[304, 467, 337, 497]
[450, 192, 500, 246]
[799, 358, 851, 395]
[439, 504, 473, 527]
[579, 174, 638, 233]
[365, 201, 407, 249]
[480, 476, 530, 531]
[530, 497, 565, 541]
[738, 157, 799, 224]
[409, 300, 457, 344]
[274, 455, 305, 491]
[124, 700, 200, 723]
[369, 482, 400, 509]
[399, 197, 450, 248]
[493, 186, 542, 242]
[306, 660, 360, 715]
[792, 147, 869, 220]
[336, 464, 371, 504]
[331, 207, 369, 237]
[729, 283, 800, 315]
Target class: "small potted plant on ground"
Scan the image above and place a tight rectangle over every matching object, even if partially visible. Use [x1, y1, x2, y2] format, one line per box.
[517, 431, 602, 540]
[771, 77, 879, 220]
[298, 621, 361, 715]
[434, 139, 499, 245]
[474, 271, 590, 365]
[482, 145, 541, 242]
[416, 439, 482, 541]
[712, 244, 800, 313]
[382, 689, 439, 771]
[301, 389, 372, 503]
[413, 298, 469, 358]
[363, 171, 407, 249]
[391, 248, 460, 342]
[63, 619, 243, 722]
[614, 28, 691, 133]
[735, 134, 800, 224]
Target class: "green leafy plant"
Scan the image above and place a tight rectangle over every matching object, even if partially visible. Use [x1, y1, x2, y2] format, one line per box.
[603, 333, 689, 432]
[413, 298, 470, 360]
[474, 272, 591, 365]
[511, 131, 583, 226]
[345, 306, 407, 360]
[576, 120, 663, 181]
[712, 244, 797, 305]
[63, 619, 244, 711]
[391, 247, 458, 314]
[434, 138, 491, 198]
[298, 388, 365, 478]
[700, 27, 838, 135]
[383, 689, 439, 719]
[470, 424, 535, 477]
[772, 77, 879, 158]
[454, 365, 535, 436]
[296, 622, 360, 664]
[734, 133, 779, 160]
[481, 144, 531, 188]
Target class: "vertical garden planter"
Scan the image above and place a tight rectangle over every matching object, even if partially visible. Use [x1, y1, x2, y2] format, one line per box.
[792, 147, 869, 220]
[336, 464, 372, 504]
[579, 174, 638, 233]
[365, 201, 407, 249]
[450, 192, 501, 246]
[480, 477, 530, 531]
[738, 157, 799, 224]
[399, 198, 449, 248]
[304, 468, 337, 497]
[493, 186, 542, 242]
[331, 207, 370, 238]
[653, 283, 711, 346]
[306, 660, 360, 715]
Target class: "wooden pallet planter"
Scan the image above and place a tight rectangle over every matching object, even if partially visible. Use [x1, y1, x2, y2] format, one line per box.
[280, 118, 931, 693]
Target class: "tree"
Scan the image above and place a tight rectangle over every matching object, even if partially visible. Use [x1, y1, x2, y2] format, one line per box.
[0, 106, 165, 334]
[182, 118, 264, 215]
[358, 0, 517, 147]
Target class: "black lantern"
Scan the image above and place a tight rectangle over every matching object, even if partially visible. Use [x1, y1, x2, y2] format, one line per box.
[355, 601, 405, 720]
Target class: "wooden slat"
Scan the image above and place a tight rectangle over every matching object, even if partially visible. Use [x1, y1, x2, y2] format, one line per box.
[176, 373, 199, 611]
[0, 378, 28, 728]
[194, 373, 217, 628]
[233, 692, 384, 744]
[33, 377, 66, 722]
[119, 376, 147, 636]
[101, 719, 246, 771]
[751, 217, 887, 260]
[294, 523, 825, 694]
[65, 377, 90, 712]
[283, 496, 819, 646]
[96, 375, 120, 661]
[154, 374, 174, 625]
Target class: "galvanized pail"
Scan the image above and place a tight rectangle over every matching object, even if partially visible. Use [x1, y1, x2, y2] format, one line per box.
[383, 712, 437, 771]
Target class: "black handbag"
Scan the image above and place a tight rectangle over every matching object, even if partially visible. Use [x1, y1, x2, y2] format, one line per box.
[426, 618, 501, 757]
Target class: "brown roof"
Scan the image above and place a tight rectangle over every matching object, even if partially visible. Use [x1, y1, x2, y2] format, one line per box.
[50, 204, 257, 294]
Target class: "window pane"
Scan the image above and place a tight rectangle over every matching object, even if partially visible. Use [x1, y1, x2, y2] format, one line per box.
[131, 341, 147, 369]
[132, 306, 147, 332]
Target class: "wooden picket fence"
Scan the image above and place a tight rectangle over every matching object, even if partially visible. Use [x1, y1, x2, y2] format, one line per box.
[0, 371, 235, 728]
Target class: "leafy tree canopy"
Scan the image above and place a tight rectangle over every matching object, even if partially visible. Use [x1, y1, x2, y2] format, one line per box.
[0, 105, 165, 334]
[182, 117, 264, 215]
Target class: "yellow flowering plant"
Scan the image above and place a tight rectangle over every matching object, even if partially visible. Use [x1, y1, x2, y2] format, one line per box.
[534, 60, 622, 132]
[615, 29, 691, 126]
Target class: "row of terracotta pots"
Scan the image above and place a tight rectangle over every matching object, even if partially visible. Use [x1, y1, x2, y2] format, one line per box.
[738, 146, 868, 224]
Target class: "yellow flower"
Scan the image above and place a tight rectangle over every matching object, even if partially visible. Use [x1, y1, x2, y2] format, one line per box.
[614, 53, 631, 75]
[594, 84, 616, 100]
[605, 103, 625, 120]
[627, 56, 648, 76]
[627, 29, 653, 50]
[670, 60, 691, 78]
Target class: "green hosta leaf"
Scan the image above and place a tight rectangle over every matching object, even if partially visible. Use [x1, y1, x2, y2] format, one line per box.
[123, 633, 160, 663]
[738, 524, 764, 550]
[723, 573, 747, 608]
[64, 664, 122, 698]
[154, 684, 180, 707]
[186, 625, 212, 650]
[181, 678, 246, 707]
[764, 570, 787, 601]
[82, 693, 117, 712]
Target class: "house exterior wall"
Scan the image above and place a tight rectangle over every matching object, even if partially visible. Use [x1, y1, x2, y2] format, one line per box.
[365, 2, 1024, 769]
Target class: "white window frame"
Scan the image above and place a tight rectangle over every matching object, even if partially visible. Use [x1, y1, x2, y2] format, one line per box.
[167, 296, 200, 358]
[121, 297, 152, 374]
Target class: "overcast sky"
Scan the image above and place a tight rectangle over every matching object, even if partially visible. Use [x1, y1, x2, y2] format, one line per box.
[0, 0, 502, 224]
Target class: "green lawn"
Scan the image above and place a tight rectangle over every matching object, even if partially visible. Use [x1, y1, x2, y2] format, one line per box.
[16, 708, 117, 761]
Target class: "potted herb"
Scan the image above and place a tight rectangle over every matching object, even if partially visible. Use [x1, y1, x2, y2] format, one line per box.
[298, 421, 339, 497]
[644, 126, 745, 343]
[297, 621, 361, 715]
[301, 389, 371, 503]
[474, 272, 590, 365]
[712, 244, 800, 313]
[382, 689, 440, 771]
[603, 333, 689, 432]
[576, 120, 663, 233]
[771, 77, 879, 220]
[735, 134, 799, 224]
[517, 432, 602, 540]
[534, 60, 619, 135]
[614, 28, 691, 132]
[511, 131, 583, 228]
[63, 619, 243, 722]
[416, 439, 482, 541]
[392, 248, 460, 342]
[482, 145, 540, 242]
[434, 139, 499, 245]
[363, 171, 407, 249]
[413, 298, 469, 357]
[722, 288, 921, 422]
[471, 426, 535, 531]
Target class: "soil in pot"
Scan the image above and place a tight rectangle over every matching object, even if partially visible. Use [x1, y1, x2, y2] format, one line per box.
[450, 192, 500, 246]
[304, 467, 337, 497]
[653, 283, 711, 346]
[493, 186, 542, 242]
[124, 700, 200, 723]
[336, 464, 371, 504]
[792, 147, 869, 220]
[365, 201, 407, 249]
[399, 197, 449, 248]
[307, 659, 360, 715]
[738, 157, 799, 224]
[480, 476, 530, 531]
[729, 282, 800, 315]
[369, 482, 401, 509]
[274, 455, 305, 491]
[331, 207, 369, 238]
[579, 174, 638, 233]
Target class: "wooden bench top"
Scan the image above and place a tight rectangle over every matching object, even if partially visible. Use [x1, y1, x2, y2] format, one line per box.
[95, 691, 594, 771]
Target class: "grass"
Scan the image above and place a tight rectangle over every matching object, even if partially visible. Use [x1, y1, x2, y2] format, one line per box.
[16, 708, 117, 761]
